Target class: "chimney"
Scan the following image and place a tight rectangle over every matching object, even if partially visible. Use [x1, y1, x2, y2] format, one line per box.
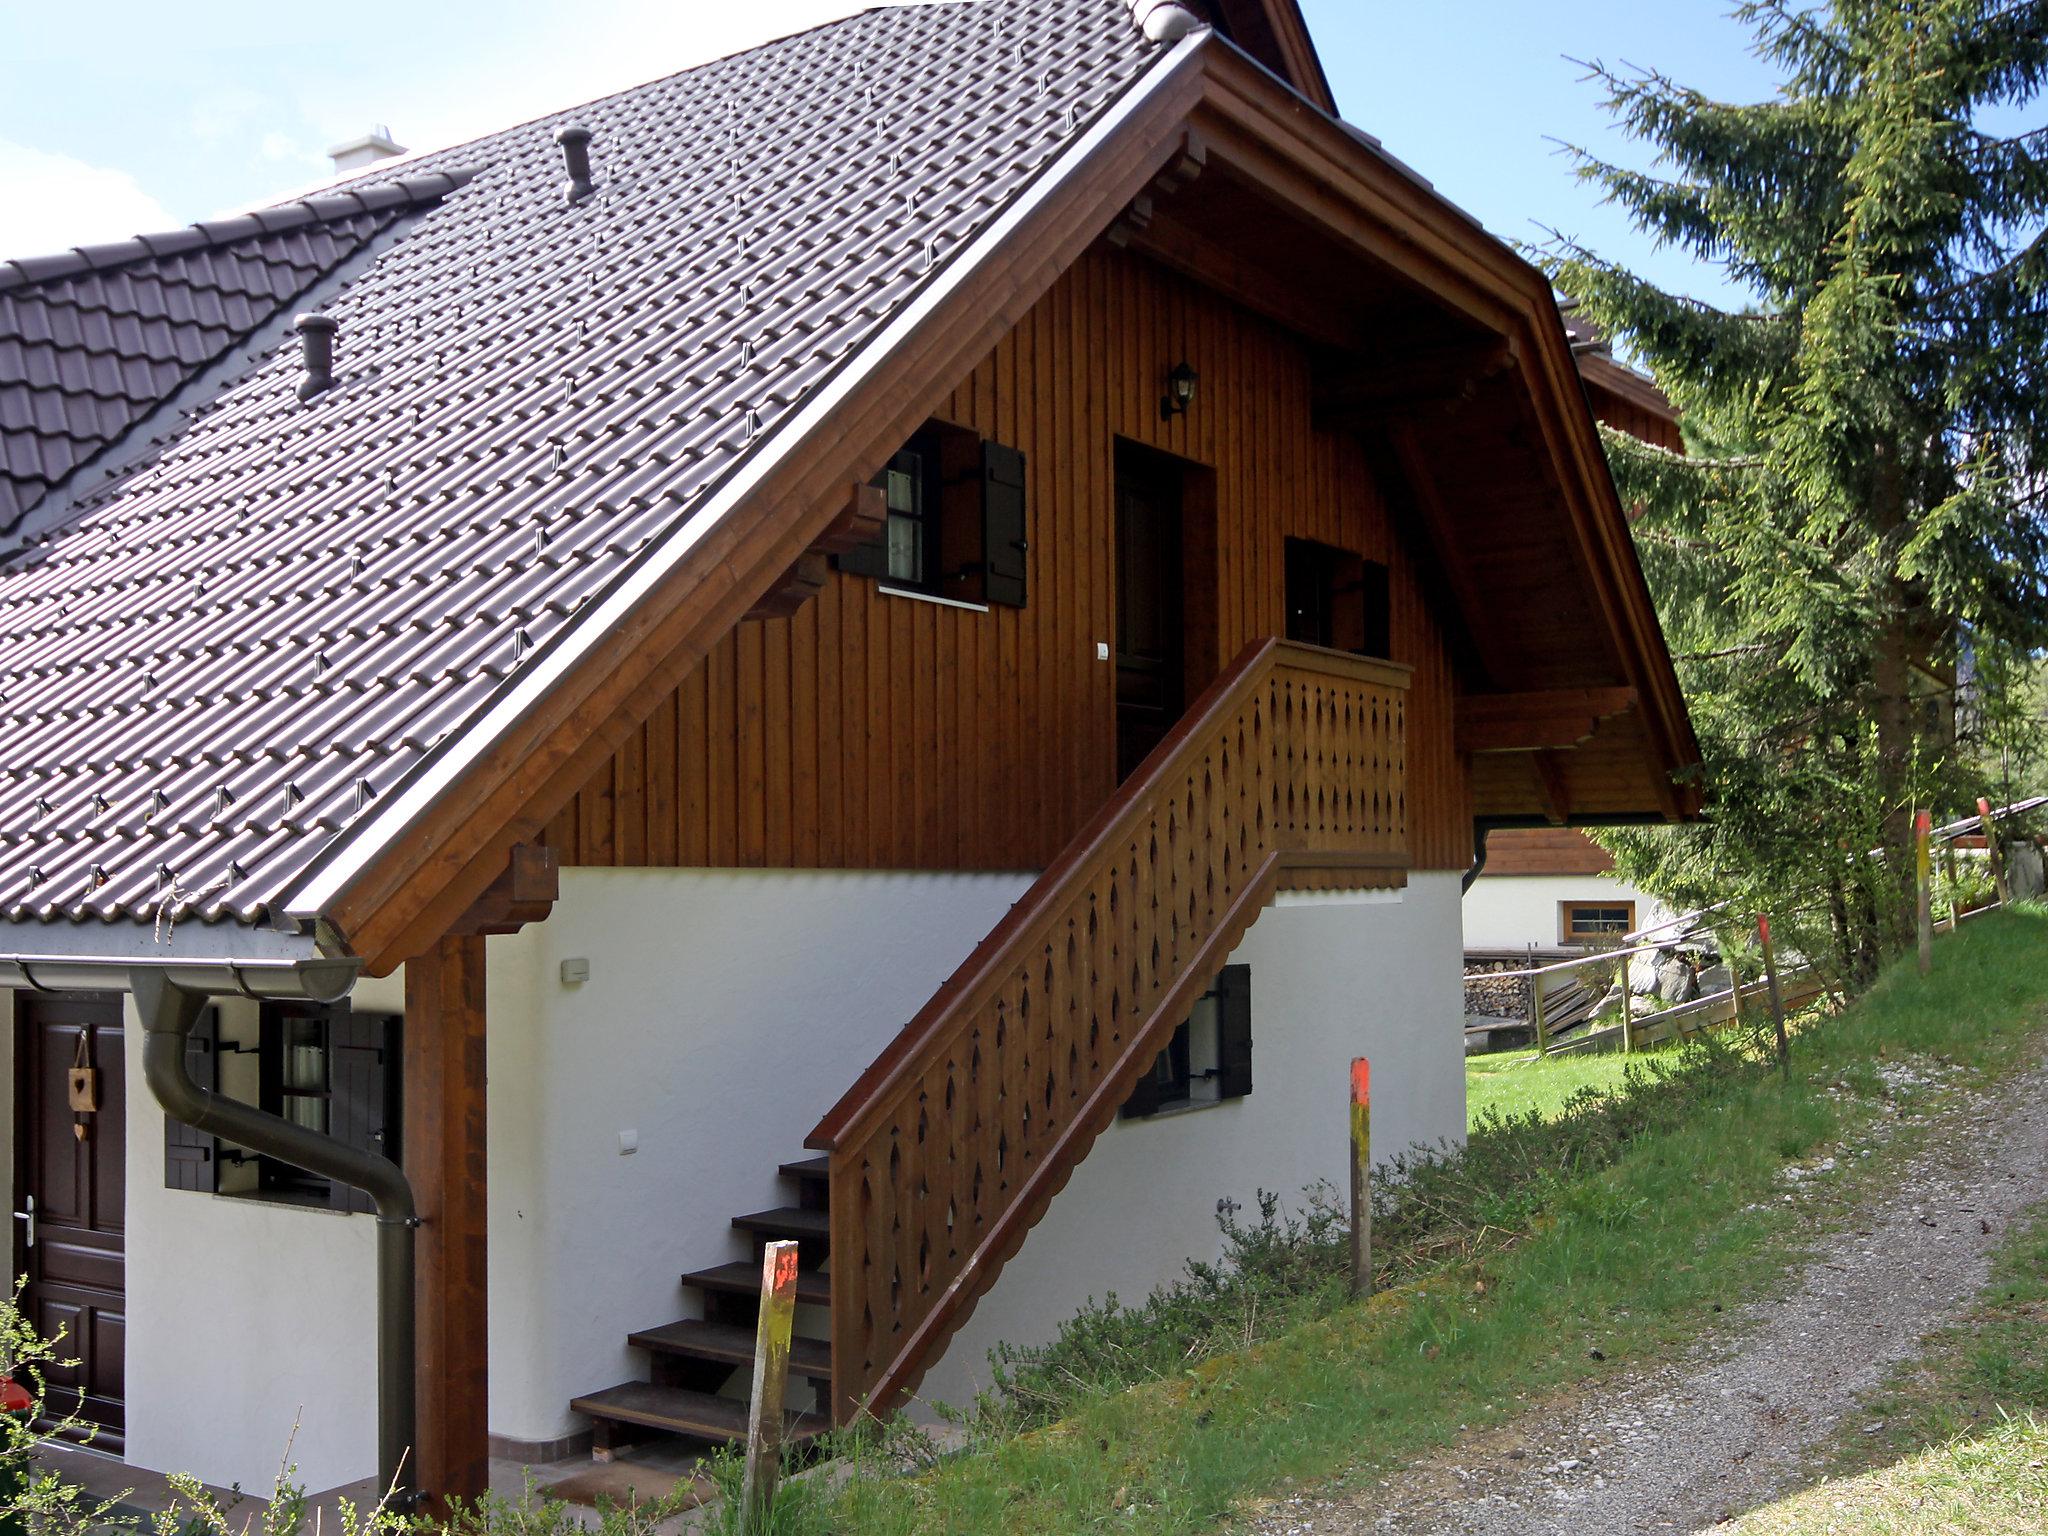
[295, 313, 337, 400]
[555, 125, 595, 205]
[327, 125, 406, 175]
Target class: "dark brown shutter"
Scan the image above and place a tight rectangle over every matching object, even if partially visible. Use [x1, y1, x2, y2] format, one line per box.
[163, 1007, 220, 1192]
[330, 1008, 402, 1215]
[1121, 1044, 1166, 1119]
[1360, 561, 1392, 660]
[982, 439, 1028, 607]
[1216, 964, 1253, 1100]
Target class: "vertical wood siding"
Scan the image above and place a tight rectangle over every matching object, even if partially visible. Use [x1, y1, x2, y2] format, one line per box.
[542, 244, 1470, 872]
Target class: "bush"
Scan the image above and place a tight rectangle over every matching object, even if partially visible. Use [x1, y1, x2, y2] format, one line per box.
[979, 1036, 1767, 1429]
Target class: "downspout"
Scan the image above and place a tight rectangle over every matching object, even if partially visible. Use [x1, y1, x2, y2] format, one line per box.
[131, 969, 419, 1509]
[1462, 818, 1496, 893]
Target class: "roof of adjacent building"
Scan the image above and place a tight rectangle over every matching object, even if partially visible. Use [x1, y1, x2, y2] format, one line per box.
[0, 0, 1165, 932]
[0, 176, 468, 535]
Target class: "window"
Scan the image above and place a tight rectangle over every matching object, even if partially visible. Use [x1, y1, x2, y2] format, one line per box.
[1122, 965, 1252, 1118]
[163, 1002, 401, 1213]
[835, 420, 1029, 607]
[1560, 900, 1636, 946]
[1284, 538, 1391, 658]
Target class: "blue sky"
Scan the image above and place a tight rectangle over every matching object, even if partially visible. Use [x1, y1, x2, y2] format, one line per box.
[0, 1, 1779, 310]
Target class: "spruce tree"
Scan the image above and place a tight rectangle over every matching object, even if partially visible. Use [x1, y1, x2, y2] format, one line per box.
[1544, 0, 2048, 983]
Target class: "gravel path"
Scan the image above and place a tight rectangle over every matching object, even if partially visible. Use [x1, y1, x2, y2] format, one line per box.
[1243, 1046, 2048, 1536]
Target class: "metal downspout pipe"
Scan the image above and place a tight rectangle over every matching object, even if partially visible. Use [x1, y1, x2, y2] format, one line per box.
[131, 969, 419, 1507]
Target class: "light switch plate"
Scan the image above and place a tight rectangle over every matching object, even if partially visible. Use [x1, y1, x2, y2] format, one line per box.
[1095, 640, 1110, 661]
[618, 1129, 638, 1156]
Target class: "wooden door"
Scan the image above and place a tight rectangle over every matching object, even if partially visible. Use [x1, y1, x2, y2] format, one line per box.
[1114, 443, 1185, 781]
[14, 993, 125, 1449]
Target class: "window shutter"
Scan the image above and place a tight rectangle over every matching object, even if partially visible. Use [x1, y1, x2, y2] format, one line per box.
[1216, 964, 1253, 1100]
[330, 1008, 402, 1215]
[1121, 1045, 1165, 1119]
[163, 1008, 221, 1192]
[981, 439, 1028, 607]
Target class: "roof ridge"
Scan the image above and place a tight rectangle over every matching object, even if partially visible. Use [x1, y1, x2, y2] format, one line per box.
[0, 169, 478, 294]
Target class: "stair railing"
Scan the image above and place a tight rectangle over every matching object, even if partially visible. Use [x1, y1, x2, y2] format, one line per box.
[807, 638, 1410, 1421]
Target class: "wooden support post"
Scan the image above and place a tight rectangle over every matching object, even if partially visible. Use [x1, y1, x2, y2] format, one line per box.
[1349, 1058, 1372, 1298]
[405, 932, 490, 1511]
[1915, 808, 1934, 975]
[1978, 797, 2010, 906]
[1758, 914, 1789, 1080]
[1528, 950, 1550, 1056]
[741, 1240, 801, 1533]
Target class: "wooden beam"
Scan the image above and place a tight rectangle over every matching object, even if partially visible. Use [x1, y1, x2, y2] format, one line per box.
[1530, 750, 1571, 826]
[1312, 339, 1516, 430]
[405, 931, 489, 1511]
[1456, 687, 1638, 754]
[451, 842, 557, 936]
[1113, 201, 1370, 353]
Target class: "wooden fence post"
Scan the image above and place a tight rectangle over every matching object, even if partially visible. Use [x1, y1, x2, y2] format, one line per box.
[741, 1239, 801, 1533]
[1528, 948, 1550, 1056]
[1978, 797, 2010, 906]
[1915, 808, 1933, 974]
[1758, 914, 1789, 1079]
[1350, 1057, 1372, 1299]
[1616, 950, 1633, 1054]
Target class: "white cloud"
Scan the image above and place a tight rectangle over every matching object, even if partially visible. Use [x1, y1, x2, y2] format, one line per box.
[0, 139, 178, 259]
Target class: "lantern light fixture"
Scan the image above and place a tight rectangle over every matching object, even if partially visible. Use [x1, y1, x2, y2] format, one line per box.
[1161, 360, 1198, 420]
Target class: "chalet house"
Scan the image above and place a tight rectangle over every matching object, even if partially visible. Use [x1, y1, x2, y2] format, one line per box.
[0, 0, 1699, 1505]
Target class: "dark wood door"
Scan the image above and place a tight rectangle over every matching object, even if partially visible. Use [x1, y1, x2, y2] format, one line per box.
[15, 993, 125, 1449]
[1114, 444, 1185, 781]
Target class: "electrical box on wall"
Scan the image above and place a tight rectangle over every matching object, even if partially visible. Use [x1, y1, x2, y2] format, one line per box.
[560, 958, 591, 985]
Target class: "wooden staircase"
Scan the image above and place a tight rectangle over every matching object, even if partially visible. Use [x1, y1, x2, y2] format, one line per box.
[571, 639, 1409, 1454]
[571, 1156, 837, 1460]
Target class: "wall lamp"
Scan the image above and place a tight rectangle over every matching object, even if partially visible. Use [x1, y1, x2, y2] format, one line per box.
[1160, 361, 1198, 421]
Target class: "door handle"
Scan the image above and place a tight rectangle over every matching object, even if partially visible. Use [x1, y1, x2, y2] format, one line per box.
[12, 1196, 32, 1250]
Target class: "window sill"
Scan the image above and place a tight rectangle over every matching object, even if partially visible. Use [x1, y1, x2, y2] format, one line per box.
[1127, 1094, 1239, 1124]
[878, 583, 990, 614]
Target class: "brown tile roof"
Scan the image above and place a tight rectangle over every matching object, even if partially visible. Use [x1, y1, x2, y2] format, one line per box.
[0, 176, 470, 534]
[0, 1, 1164, 935]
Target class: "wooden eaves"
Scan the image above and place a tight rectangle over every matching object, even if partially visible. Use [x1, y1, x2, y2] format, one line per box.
[288, 27, 1698, 978]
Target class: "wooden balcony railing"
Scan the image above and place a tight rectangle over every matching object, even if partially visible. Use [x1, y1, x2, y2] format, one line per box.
[806, 639, 1410, 1421]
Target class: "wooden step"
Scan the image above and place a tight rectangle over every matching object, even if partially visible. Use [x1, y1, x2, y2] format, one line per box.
[628, 1319, 832, 1380]
[680, 1261, 830, 1306]
[571, 1381, 828, 1443]
[731, 1206, 830, 1244]
[778, 1155, 830, 1186]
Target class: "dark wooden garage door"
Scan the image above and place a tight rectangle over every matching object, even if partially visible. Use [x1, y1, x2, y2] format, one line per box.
[14, 993, 125, 1450]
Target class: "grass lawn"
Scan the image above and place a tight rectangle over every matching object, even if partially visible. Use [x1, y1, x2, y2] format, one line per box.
[1464, 1044, 1643, 1125]
[798, 907, 2048, 1536]
[1725, 1201, 2048, 1533]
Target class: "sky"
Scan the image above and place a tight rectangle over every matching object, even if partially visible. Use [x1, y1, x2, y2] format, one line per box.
[0, 0, 1784, 310]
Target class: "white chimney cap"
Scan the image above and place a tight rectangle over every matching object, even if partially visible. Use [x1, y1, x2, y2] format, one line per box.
[327, 126, 406, 174]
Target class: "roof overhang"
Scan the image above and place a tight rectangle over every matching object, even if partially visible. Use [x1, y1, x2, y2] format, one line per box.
[278, 27, 1698, 974]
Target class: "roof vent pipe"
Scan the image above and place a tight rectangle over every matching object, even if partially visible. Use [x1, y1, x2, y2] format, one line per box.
[555, 125, 595, 205]
[295, 313, 337, 400]
[1125, 0, 1201, 42]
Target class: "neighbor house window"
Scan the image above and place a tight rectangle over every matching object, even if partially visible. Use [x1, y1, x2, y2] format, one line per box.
[1122, 965, 1252, 1118]
[835, 419, 1029, 607]
[163, 1002, 401, 1213]
[1560, 900, 1635, 946]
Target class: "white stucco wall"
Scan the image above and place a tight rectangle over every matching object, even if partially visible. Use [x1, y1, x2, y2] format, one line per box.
[913, 871, 1466, 1411]
[6, 862, 1468, 1487]
[1459, 872, 1674, 952]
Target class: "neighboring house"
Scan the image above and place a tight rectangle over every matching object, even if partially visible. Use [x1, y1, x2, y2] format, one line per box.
[0, 0, 1699, 1505]
[1462, 316, 1685, 953]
